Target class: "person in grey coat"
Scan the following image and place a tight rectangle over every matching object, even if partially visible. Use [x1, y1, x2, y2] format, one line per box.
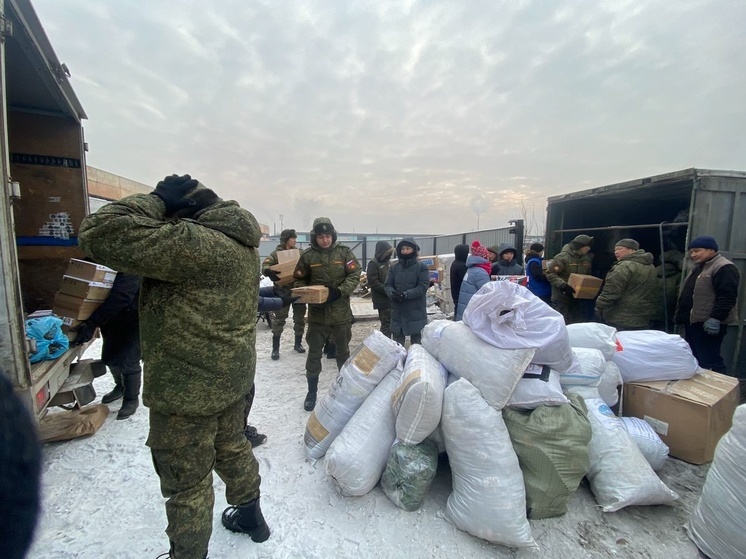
[385, 237, 430, 346]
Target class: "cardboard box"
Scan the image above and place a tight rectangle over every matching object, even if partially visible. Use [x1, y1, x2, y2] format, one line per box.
[52, 293, 103, 321]
[291, 285, 329, 304]
[58, 275, 112, 301]
[65, 258, 117, 283]
[541, 260, 548, 271]
[428, 270, 442, 284]
[622, 370, 740, 464]
[269, 249, 301, 286]
[491, 275, 529, 287]
[419, 256, 439, 270]
[60, 316, 84, 334]
[568, 273, 603, 299]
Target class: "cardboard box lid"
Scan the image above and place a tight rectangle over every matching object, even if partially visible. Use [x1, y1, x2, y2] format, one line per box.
[67, 258, 116, 273]
[629, 370, 739, 407]
[276, 248, 300, 264]
[61, 275, 113, 289]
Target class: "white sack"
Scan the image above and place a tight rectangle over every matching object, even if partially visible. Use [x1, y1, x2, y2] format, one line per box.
[325, 367, 402, 496]
[305, 331, 406, 461]
[566, 322, 619, 360]
[597, 361, 623, 407]
[462, 281, 574, 372]
[507, 365, 570, 410]
[442, 378, 536, 548]
[420, 319, 451, 361]
[688, 405, 746, 559]
[611, 330, 700, 383]
[392, 345, 448, 444]
[621, 417, 669, 471]
[437, 321, 535, 410]
[569, 388, 679, 512]
[559, 348, 607, 388]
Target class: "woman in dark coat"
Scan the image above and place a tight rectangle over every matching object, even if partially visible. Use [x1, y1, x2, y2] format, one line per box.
[450, 244, 469, 311]
[385, 237, 430, 346]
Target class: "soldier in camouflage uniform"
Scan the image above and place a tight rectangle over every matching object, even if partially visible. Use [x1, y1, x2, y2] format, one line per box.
[546, 234, 594, 324]
[78, 175, 270, 559]
[595, 238, 658, 330]
[262, 228, 307, 359]
[293, 217, 361, 411]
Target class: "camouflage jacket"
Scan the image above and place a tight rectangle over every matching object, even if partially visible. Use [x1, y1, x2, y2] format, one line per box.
[293, 243, 361, 325]
[79, 193, 261, 416]
[595, 250, 658, 328]
[262, 243, 296, 284]
[546, 243, 593, 300]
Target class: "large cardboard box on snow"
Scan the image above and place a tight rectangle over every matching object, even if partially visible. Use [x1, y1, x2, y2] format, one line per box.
[268, 248, 300, 286]
[65, 258, 117, 283]
[568, 273, 603, 299]
[291, 285, 329, 304]
[622, 370, 740, 464]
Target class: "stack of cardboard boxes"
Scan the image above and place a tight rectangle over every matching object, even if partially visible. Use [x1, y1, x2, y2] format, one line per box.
[52, 259, 117, 336]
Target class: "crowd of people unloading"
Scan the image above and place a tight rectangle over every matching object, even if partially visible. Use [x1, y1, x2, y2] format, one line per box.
[449, 233, 740, 377]
[2, 172, 740, 559]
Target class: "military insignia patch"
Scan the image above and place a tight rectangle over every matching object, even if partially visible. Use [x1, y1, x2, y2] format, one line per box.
[346, 260, 358, 270]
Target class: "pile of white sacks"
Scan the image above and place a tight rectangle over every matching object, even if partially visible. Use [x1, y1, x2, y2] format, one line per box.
[304, 281, 703, 550]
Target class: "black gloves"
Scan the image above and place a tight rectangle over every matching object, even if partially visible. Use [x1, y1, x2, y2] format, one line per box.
[391, 291, 406, 303]
[72, 321, 96, 346]
[264, 269, 281, 282]
[171, 187, 220, 219]
[152, 174, 199, 215]
[273, 286, 301, 307]
[326, 287, 342, 304]
[560, 284, 576, 297]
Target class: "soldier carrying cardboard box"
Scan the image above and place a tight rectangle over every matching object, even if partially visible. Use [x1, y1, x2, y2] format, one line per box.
[546, 234, 594, 324]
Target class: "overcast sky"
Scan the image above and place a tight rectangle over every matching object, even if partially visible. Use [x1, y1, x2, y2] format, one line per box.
[34, 0, 746, 236]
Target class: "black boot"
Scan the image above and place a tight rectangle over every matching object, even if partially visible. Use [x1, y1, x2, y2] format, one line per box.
[117, 373, 141, 420]
[222, 496, 271, 543]
[271, 335, 280, 360]
[294, 335, 306, 353]
[325, 342, 336, 360]
[101, 368, 123, 404]
[303, 376, 319, 411]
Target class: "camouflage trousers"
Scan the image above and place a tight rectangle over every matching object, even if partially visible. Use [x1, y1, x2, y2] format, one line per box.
[271, 302, 306, 338]
[147, 397, 261, 559]
[305, 321, 352, 377]
[551, 296, 587, 325]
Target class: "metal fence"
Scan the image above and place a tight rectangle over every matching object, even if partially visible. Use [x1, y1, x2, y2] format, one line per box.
[258, 220, 525, 270]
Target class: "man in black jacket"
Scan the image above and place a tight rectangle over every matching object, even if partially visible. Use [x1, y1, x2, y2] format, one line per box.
[366, 240, 394, 338]
[450, 244, 469, 313]
[73, 272, 142, 420]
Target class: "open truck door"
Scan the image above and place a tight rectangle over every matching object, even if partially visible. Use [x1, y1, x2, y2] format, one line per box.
[0, 0, 98, 420]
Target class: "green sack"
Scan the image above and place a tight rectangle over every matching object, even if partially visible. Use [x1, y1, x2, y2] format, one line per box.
[381, 440, 439, 511]
[503, 394, 592, 519]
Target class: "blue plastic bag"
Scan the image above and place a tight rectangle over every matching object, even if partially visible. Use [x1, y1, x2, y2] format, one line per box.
[25, 316, 69, 363]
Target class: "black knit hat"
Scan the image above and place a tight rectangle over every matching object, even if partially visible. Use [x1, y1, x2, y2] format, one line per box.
[529, 242, 544, 253]
[688, 236, 718, 251]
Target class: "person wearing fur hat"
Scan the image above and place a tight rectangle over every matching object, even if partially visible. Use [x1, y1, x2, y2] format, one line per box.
[594, 239, 657, 330]
[366, 240, 395, 338]
[674, 236, 740, 373]
[524, 242, 551, 303]
[546, 234, 594, 324]
[454, 241, 492, 321]
[79, 174, 271, 557]
[293, 217, 361, 411]
[262, 228, 307, 359]
[384, 237, 430, 346]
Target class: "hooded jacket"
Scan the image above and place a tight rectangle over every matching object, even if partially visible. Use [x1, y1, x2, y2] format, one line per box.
[455, 254, 491, 321]
[366, 240, 394, 310]
[450, 244, 469, 308]
[595, 249, 658, 328]
[293, 217, 361, 325]
[546, 243, 593, 302]
[78, 193, 262, 416]
[384, 237, 430, 336]
[491, 243, 524, 276]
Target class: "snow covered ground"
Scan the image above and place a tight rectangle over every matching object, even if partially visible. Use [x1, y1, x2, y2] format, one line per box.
[28, 310, 706, 559]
